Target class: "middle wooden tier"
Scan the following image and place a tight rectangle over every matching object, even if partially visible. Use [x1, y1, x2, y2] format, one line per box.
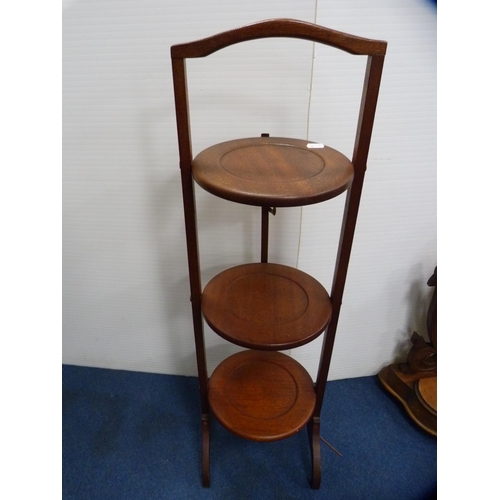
[202, 263, 332, 350]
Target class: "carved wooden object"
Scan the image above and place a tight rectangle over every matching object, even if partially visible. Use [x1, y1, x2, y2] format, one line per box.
[378, 267, 437, 436]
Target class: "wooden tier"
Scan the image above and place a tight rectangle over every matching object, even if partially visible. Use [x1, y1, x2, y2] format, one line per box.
[192, 137, 354, 206]
[209, 350, 316, 442]
[202, 263, 332, 350]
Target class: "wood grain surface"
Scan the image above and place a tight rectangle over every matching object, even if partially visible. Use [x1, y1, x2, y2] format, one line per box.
[202, 263, 332, 349]
[208, 350, 316, 442]
[193, 137, 354, 206]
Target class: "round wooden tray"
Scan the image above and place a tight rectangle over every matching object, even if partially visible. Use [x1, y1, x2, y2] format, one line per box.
[415, 377, 437, 415]
[192, 137, 354, 207]
[208, 350, 316, 442]
[202, 263, 332, 350]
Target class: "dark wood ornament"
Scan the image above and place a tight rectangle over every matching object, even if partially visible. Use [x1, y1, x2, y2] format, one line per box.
[378, 267, 437, 436]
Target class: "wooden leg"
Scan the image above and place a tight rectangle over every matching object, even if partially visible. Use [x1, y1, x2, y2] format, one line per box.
[308, 417, 321, 489]
[201, 414, 210, 487]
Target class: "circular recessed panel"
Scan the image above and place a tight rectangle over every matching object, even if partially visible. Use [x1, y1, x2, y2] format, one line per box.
[225, 272, 308, 326]
[220, 144, 325, 182]
[226, 361, 297, 420]
[202, 263, 332, 349]
[192, 137, 354, 206]
[209, 350, 316, 442]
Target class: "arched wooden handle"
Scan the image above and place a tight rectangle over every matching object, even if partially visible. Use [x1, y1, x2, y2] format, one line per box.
[171, 18, 387, 59]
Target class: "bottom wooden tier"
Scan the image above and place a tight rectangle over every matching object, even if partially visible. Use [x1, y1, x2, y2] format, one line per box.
[208, 350, 316, 442]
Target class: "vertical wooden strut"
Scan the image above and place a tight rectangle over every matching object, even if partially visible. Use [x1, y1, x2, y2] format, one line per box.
[261, 207, 270, 263]
[260, 134, 271, 264]
[308, 417, 322, 489]
[171, 56, 211, 486]
[314, 54, 385, 417]
[311, 55, 385, 489]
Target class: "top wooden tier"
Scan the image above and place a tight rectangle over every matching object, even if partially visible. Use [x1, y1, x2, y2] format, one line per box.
[192, 137, 354, 207]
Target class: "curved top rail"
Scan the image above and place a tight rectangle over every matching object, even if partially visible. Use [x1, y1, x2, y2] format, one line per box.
[171, 18, 387, 59]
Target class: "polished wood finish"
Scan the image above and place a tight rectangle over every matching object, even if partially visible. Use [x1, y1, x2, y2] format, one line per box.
[202, 263, 332, 350]
[307, 418, 322, 489]
[193, 137, 354, 207]
[313, 53, 386, 422]
[416, 377, 437, 413]
[378, 365, 437, 436]
[172, 18, 386, 489]
[171, 18, 387, 59]
[260, 206, 270, 263]
[378, 268, 437, 436]
[201, 415, 210, 487]
[208, 350, 316, 442]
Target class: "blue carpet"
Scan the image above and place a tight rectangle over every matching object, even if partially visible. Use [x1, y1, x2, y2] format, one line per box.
[63, 365, 436, 499]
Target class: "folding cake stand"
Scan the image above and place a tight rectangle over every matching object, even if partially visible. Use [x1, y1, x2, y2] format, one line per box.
[171, 19, 386, 489]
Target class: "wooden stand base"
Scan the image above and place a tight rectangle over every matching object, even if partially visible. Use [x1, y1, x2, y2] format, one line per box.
[378, 364, 436, 436]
